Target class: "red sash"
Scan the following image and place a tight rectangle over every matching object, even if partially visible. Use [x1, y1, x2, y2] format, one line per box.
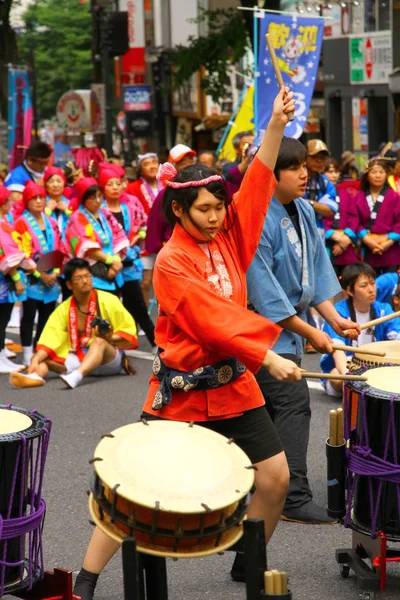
[69, 290, 97, 361]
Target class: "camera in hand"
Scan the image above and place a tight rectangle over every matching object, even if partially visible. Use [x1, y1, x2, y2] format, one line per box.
[90, 316, 111, 335]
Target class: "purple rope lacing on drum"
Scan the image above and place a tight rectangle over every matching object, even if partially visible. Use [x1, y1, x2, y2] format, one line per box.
[0, 410, 52, 596]
[344, 389, 400, 538]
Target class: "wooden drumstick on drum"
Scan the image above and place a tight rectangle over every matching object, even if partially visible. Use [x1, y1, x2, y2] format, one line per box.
[265, 34, 295, 121]
[330, 344, 386, 357]
[343, 310, 400, 336]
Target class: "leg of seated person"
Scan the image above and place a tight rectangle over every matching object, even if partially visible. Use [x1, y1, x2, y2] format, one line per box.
[33, 359, 67, 379]
[327, 368, 344, 395]
[78, 337, 116, 377]
[60, 339, 117, 389]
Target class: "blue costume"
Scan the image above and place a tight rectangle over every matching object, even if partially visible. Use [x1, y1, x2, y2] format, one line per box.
[375, 272, 399, 304]
[304, 173, 338, 236]
[247, 195, 341, 515]
[4, 162, 42, 192]
[247, 197, 341, 357]
[320, 299, 400, 373]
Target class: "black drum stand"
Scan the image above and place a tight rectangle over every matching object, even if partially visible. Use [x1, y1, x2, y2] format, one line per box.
[122, 519, 292, 600]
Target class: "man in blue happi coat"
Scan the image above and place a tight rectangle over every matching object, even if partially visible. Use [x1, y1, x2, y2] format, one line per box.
[247, 137, 359, 524]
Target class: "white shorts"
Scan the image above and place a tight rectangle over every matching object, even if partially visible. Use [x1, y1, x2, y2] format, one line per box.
[141, 254, 156, 271]
[65, 349, 123, 376]
[321, 378, 343, 398]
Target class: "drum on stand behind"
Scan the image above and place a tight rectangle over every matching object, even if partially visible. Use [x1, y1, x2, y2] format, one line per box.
[349, 340, 400, 371]
[89, 420, 255, 558]
[347, 341, 400, 429]
[345, 367, 400, 540]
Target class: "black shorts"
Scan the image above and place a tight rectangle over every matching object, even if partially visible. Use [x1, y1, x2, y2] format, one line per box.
[140, 406, 283, 465]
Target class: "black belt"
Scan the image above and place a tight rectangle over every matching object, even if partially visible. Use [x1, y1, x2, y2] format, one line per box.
[151, 350, 247, 411]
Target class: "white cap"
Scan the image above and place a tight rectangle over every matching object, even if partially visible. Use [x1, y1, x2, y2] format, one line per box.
[168, 144, 197, 164]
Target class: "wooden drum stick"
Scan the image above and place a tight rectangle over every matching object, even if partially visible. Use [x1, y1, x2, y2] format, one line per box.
[265, 33, 295, 121]
[329, 410, 338, 446]
[330, 344, 386, 357]
[301, 372, 367, 381]
[343, 310, 400, 335]
[336, 408, 344, 446]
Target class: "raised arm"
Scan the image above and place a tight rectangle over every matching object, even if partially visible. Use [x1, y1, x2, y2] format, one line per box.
[228, 87, 296, 271]
[256, 86, 295, 170]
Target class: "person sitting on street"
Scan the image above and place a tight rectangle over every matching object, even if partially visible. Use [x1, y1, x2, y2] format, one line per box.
[320, 262, 400, 397]
[10, 258, 138, 390]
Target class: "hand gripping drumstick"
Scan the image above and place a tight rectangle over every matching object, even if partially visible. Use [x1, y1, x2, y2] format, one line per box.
[330, 344, 386, 357]
[265, 33, 295, 122]
[343, 310, 400, 336]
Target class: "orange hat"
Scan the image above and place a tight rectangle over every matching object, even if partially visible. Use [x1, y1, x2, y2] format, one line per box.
[44, 166, 66, 185]
[0, 185, 10, 207]
[74, 177, 99, 204]
[22, 181, 46, 207]
[168, 144, 197, 164]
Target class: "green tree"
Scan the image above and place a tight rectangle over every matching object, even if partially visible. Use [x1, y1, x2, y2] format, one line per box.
[18, 0, 92, 120]
[168, 1, 281, 105]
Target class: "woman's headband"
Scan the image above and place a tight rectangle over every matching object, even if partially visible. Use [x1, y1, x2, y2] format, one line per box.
[157, 162, 223, 189]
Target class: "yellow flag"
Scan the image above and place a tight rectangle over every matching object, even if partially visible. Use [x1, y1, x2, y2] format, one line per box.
[218, 86, 254, 162]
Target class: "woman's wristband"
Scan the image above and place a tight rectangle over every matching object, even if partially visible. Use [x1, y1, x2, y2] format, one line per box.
[112, 255, 122, 262]
[33, 270, 41, 279]
[105, 255, 113, 266]
[11, 273, 21, 282]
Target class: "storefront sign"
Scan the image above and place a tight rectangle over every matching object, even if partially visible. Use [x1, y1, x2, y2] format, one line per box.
[56, 91, 88, 131]
[123, 85, 152, 111]
[126, 111, 152, 137]
[350, 33, 392, 85]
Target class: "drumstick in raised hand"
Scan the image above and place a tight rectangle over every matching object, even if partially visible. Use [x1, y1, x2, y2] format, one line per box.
[330, 344, 386, 357]
[343, 310, 400, 335]
[265, 34, 295, 121]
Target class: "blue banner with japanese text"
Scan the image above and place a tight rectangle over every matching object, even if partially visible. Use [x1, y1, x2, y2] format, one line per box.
[256, 13, 324, 139]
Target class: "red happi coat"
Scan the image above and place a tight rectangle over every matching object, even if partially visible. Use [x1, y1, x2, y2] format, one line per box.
[143, 157, 282, 421]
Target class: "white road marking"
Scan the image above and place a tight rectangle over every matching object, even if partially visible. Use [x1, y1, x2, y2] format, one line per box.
[307, 380, 324, 392]
[126, 349, 154, 361]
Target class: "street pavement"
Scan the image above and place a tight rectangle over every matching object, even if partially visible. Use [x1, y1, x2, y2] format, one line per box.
[2, 337, 400, 600]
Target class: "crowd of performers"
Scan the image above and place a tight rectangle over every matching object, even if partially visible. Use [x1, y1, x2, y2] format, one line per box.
[2, 89, 400, 598]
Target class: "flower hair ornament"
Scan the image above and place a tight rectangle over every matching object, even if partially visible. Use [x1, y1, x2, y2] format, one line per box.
[157, 162, 223, 189]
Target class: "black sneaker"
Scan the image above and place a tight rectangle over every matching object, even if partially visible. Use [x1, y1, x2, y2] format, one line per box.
[230, 552, 245, 583]
[281, 501, 337, 524]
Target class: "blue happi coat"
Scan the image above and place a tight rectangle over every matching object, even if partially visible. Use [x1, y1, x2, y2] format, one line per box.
[247, 196, 341, 358]
[320, 299, 400, 373]
[375, 272, 399, 304]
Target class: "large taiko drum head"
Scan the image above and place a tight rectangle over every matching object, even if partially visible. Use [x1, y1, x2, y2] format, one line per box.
[349, 341, 400, 371]
[346, 366, 400, 539]
[89, 420, 255, 558]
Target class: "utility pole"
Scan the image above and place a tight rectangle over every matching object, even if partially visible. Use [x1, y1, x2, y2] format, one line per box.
[100, 10, 113, 156]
